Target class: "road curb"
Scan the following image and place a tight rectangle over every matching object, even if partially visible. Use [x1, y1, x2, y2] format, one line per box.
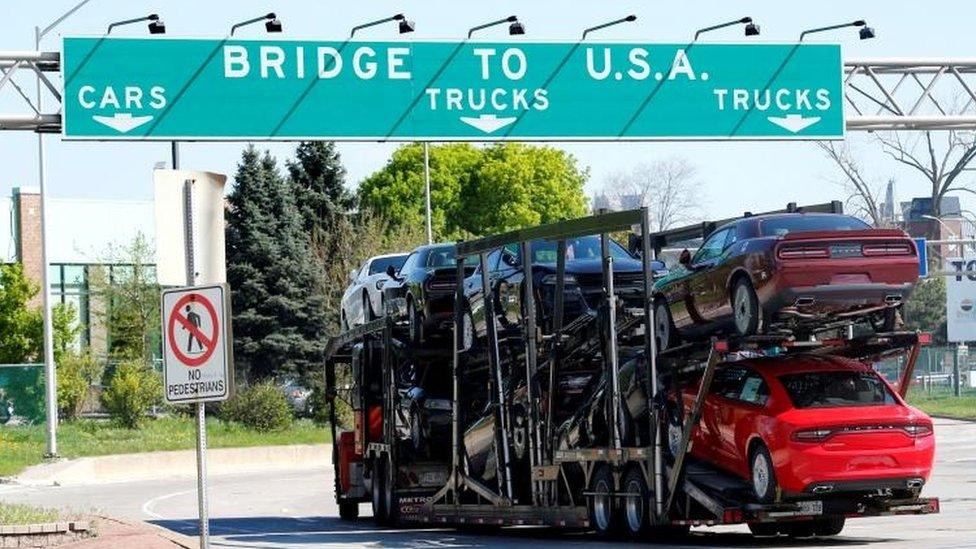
[12, 443, 333, 486]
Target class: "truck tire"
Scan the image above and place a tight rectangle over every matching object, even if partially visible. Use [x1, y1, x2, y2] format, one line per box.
[371, 457, 388, 525]
[621, 466, 650, 539]
[748, 522, 780, 536]
[588, 464, 620, 538]
[338, 501, 359, 520]
[384, 455, 400, 524]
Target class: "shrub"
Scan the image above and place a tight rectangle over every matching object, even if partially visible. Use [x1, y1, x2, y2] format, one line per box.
[101, 360, 162, 428]
[220, 381, 292, 432]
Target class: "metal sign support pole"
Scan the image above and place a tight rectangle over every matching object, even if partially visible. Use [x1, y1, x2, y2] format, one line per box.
[423, 142, 432, 245]
[182, 176, 210, 549]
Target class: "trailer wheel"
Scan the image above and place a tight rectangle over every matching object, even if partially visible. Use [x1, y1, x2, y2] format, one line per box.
[587, 464, 619, 538]
[339, 501, 359, 520]
[748, 522, 780, 536]
[813, 516, 845, 536]
[371, 457, 388, 525]
[384, 455, 400, 524]
[407, 298, 424, 345]
[621, 466, 650, 539]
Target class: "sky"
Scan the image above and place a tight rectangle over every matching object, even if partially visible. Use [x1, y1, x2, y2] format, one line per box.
[2, 0, 976, 222]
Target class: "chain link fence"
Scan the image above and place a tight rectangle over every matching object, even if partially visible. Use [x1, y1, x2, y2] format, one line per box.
[0, 359, 164, 425]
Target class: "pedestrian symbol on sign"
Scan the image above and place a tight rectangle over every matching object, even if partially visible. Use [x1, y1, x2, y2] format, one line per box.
[184, 303, 203, 354]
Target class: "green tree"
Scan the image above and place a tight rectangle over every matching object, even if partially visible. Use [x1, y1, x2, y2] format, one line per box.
[101, 359, 162, 428]
[287, 141, 355, 239]
[0, 263, 42, 363]
[52, 302, 80, 363]
[358, 143, 482, 239]
[226, 146, 329, 382]
[904, 277, 947, 344]
[90, 234, 161, 362]
[358, 143, 588, 238]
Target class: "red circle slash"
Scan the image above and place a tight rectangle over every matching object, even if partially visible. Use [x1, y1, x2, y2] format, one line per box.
[168, 293, 219, 367]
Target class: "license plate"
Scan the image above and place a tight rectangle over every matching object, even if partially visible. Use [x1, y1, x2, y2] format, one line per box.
[797, 500, 823, 515]
[830, 243, 862, 258]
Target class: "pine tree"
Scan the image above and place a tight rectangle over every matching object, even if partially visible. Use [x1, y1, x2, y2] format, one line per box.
[287, 141, 354, 239]
[226, 146, 329, 382]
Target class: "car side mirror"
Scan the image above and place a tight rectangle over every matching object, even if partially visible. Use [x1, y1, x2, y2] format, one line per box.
[348, 269, 357, 283]
[502, 252, 520, 267]
[386, 265, 397, 279]
[679, 249, 692, 267]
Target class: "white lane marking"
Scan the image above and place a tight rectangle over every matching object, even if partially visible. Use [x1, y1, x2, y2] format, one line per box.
[141, 488, 197, 520]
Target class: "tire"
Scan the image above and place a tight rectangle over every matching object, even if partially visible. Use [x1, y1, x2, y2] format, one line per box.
[784, 520, 816, 538]
[338, 501, 359, 520]
[750, 443, 778, 503]
[384, 454, 400, 524]
[371, 457, 388, 525]
[649, 525, 691, 539]
[654, 299, 679, 351]
[407, 298, 423, 345]
[732, 277, 761, 337]
[748, 522, 780, 536]
[363, 292, 374, 322]
[511, 407, 529, 461]
[664, 404, 684, 463]
[461, 308, 475, 352]
[813, 516, 845, 536]
[410, 406, 425, 455]
[588, 464, 619, 538]
[621, 466, 651, 539]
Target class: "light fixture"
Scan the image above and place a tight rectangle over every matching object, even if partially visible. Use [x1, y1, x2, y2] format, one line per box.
[350, 13, 415, 38]
[106, 14, 165, 35]
[468, 15, 523, 39]
[231, 13, 282, 36]
[694, 16, 759, 41]
[581, 15, 637, 40]
[800, 20, 874, 41]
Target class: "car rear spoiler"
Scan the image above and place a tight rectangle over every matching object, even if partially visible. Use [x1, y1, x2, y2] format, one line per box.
[779, 228, 910, 241]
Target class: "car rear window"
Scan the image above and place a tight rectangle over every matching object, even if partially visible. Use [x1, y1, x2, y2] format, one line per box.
[369, 255, 407, 275]
[779, 371, 897, 408]
[760, 215, 870, 236]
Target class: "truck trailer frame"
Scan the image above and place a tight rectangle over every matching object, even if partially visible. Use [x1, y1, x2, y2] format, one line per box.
[324, 205, 939, 537]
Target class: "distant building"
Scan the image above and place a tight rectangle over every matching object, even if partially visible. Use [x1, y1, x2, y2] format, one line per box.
[1, 187, 155, 354]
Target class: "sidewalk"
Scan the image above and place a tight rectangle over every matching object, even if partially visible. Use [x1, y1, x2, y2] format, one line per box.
[13, 444, 332, 486]
[59, 517, 196, 549]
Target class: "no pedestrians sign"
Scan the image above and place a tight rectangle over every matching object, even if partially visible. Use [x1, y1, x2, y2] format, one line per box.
[162, 284, 234, 404]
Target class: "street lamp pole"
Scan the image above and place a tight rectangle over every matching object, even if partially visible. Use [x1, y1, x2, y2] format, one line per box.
[581, 15, 636, 40]
[34, 0, 94, 459]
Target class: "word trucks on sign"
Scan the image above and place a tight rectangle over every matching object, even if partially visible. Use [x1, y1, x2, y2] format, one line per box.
[161, 284, 234, 404]
[62, 38, 843, 140]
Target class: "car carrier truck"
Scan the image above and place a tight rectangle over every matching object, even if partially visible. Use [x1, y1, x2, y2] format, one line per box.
[323, 204, 940, 539]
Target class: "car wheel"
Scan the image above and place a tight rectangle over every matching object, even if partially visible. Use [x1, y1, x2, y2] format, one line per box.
[371, 457, 388, 525]
[407, 298, 423, 345]
[748, 522, 780, 536]
[511, 407, 529, 461]
[461, 308, 475, 352]
[784, 521, 816, 538]
[813, 516, 845, 536]
[654, 299, 679, 351]
[732, 277, 761, 337]
[665, 404, 684, 463]
[621, 466, 650, 539]
[588, 464, 619, 538]
[363, 292, 374, 322]
[410, 406, 426, 456]
[338, 501, 359, 520]
[750, 443, 779, 503]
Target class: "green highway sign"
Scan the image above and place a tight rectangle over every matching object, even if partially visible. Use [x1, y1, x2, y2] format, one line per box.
[62, 37, 844, 141]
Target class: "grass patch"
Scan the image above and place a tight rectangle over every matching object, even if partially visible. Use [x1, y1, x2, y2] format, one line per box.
[0, 416, 331, 477]
[908, 394, 976, 420]
[0, 503, 59, 525]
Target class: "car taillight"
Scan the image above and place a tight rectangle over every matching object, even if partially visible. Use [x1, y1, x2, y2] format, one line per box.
[777, 246, 830, 259]
[791, 428, 834, 442]
[862, 243, 914, 256]
[903, 423, 933, 437]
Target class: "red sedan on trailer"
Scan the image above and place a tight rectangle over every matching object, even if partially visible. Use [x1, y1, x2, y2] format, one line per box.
[668, 353, 935, 510]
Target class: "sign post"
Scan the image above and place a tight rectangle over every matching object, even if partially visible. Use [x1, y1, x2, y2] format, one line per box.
[62, 38, 844, 141]
[161, 180, 233, 549]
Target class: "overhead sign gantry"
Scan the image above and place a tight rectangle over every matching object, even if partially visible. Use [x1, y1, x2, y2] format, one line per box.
[60, 37, 844, 140]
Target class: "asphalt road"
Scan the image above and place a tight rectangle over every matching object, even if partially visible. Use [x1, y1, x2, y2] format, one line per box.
[2, 417, 974, 548]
